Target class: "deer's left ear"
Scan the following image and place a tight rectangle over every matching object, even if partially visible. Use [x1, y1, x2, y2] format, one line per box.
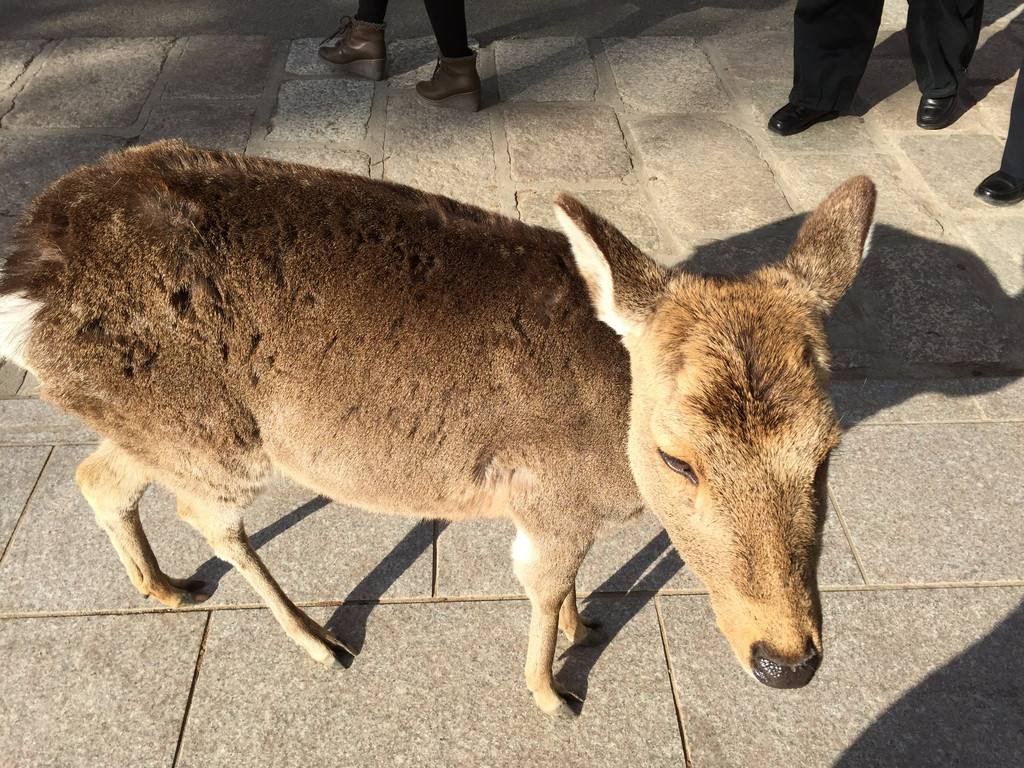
[554, 194, 668, 337]
[782, 175, 877, 313]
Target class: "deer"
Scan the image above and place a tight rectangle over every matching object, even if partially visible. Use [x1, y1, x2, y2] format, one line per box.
[0, 140, 875, 717]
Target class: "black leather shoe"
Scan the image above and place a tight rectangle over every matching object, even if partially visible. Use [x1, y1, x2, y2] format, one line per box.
[767, 103, 838, 136]
[974, 170, 1024, 206]
[916, 94, 958, 129]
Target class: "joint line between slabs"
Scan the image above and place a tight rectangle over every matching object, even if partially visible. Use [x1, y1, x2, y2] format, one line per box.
[172, 610, 212, 768]
[827, 487, 870, 586]
[0, 445, 53, 567]
[655, 596, 694, 768]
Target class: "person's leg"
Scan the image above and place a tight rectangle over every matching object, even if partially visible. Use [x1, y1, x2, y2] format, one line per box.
[790, 0, 886, 112]
[1000, 64, 1024, 178]
[355, 0, 389, 25]
[907, 0, 984, 98]
[423, 0, 472, 58]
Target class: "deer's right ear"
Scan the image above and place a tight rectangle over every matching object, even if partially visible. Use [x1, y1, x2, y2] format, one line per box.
[554, 194, 668, 338]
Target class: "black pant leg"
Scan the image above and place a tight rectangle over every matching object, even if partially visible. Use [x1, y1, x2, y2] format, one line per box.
[1001, 62, 1024, 179]
[355, 0, 388, 24]
[907, 0, 984, 97]
[423, 0, 472, 58]
[790, 0, 885, 111]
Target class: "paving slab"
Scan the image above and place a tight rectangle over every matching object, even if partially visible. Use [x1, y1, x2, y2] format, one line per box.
[830, 423, 1024, 583]
[831, 377, 989, 427]
[0, 134, 123, 218]
[177, 600, 685, 766]
[0, 39, 44, 92]
[0, 611, 206, 768]
[772, 151, 941, 236]
[0, 445, 433, 613]
[0, 398, 97, 445]
[16, 371, 39, 397]
[661, 587, 1024, 768]
[4, 37, 172, 128]
[0, 216, 16, 263]
[495, 37, 597, 102]
[267, 78, 374, 143]
[704, 29, 792, 84]
[141, 99, 256, 151]
[164, 35, 273, 99]
[0, 358, 26, 397]
[900, 133, 1008, 209]
[605, 37, 729, 113]
[516, 186, 664, 254]
[247, 142, 371, 175]
[505, 104, 631, 183]
[973, 376, 1024, 421]
[384, 90, 499, 208]
[0, 445, 49, 553]
[627, 114, 791, 235]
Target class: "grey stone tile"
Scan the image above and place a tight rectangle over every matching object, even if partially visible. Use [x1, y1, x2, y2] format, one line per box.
[164, 35, 273, 99]
[0, 445, 49, 553]
[0, 135, 123, 218]
[0, 398, 97, 445]
[975, 74, 1019, 137]
[0, 358, 26, 397]
[248, 142, 370, 175]
[969, 24, 1024, 83]
[178, 600, 685, 766]
[627, 115, 791, 234]
[505, 104, 631, 183]
[267, 78, 374, 144]
[974, 377, 1024, 421]
[495, 37, 597, 102]
[16, 371, 40, 397]
[954, 217, 1024, 295]
[141, 100, 256, 152]
[605, 37, 729, 113]
[384, 90, 499, 209]
[661, 588, 1024, 768]
[831, 378, 988, 426]
[285, 37, 339, 76]
[826, 223, 1018, 370]
[831, 423, 1024, 582]
[0, 39, 44, 92]
[772, 152, 942, 236]
[516, 187, 663, 254]
[0, 612, 206, 767]
[901, 134, 1007, 209]
[4, 37, 172, 128]
[704, 30, 792, 84]
[0, 444, 432, 612]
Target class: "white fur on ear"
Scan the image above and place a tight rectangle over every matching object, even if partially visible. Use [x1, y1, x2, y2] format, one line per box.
[553, 205, 633, 336]
[862, 222, 875, 263]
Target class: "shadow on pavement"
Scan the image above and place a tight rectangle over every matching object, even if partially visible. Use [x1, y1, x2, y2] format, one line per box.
[832, 600, 1024, 767]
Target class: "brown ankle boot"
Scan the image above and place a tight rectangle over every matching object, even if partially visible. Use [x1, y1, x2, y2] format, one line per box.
[415, 53, 481, 112]
[318, 16, 387, 81]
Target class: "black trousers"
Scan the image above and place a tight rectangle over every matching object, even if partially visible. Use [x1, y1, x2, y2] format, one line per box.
[790, 0, 984, 112]
[355, 0, 471, 58]
[1002, 62, 1024, 178]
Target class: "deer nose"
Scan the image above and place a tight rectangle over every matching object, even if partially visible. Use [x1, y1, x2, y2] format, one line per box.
[751, 642, 821, 689]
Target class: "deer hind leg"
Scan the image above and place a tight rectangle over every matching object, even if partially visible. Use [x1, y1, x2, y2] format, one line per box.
[558, 585, 606, 647]
[511, 526, 592, 718]
[176, 496, 352, 667]
[76, 441, 209, 607]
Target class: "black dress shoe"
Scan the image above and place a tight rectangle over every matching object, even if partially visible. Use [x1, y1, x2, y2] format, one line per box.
[916, 94, 958, 129]
[767, 103, 838, 136]
[974, 170, 1024, 206]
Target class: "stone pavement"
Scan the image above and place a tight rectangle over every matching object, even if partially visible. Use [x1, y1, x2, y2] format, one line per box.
[1, 1, 1023, 766]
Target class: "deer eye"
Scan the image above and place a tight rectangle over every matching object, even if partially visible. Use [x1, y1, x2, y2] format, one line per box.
[658, 449, 698, 486]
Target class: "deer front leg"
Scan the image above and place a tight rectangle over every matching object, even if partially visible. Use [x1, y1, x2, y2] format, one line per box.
[559, 586, 606, 646]
[511, 526, 590, 718]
